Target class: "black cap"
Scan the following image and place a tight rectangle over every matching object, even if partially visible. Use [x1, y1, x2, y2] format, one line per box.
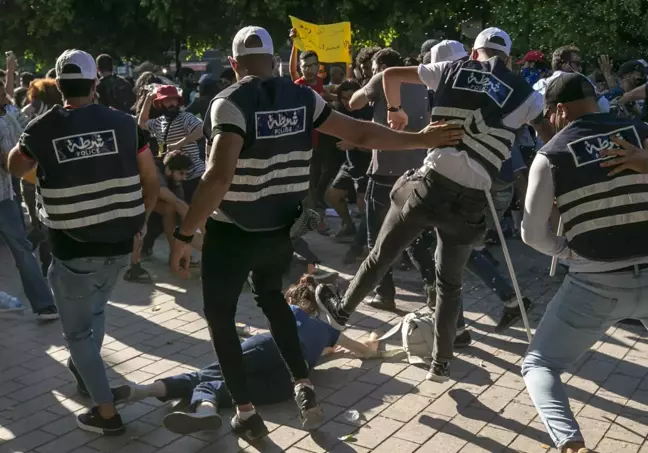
[618, 60, 646, 77]
[544, 73, 596, 115]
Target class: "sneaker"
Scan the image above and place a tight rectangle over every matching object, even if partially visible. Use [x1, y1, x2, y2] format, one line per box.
[365, 294, 396, 311]
[76, 407, 125, 436]
[230, 412, 269, 442]
[454, 329, 472, 349]
[123, 263, 152, 283]
[35, 305, 59, 321]
[295, 384, 324, 430]
[495, 297, 533, 333]
[426, 360, 450, 383]
[69, 362, 132, 403]
[314, 284, 348, 331]
[111, 385, 134, 405]
[163, 410, 223, 435]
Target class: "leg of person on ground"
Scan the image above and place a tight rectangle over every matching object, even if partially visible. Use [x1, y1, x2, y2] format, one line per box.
[49, 255, 129, 435]
[521, 272, 643, 452]
[0, 198, 57, 318]
[325, 170, 356, 239]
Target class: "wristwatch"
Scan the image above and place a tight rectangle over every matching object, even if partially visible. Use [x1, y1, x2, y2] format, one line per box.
[387, 105, 402, 112]
[173, 226, 194, 244]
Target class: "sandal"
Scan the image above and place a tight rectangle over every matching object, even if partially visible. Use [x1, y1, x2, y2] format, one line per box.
[123, 264, 153, 283]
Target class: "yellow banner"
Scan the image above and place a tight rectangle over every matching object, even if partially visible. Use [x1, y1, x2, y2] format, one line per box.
[289, 16, 352, 63]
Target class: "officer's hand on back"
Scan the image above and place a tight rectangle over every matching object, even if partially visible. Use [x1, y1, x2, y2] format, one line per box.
[388, 109, 408, 131]
[600, 137, 648, 176]
[418, 121, 465, 149]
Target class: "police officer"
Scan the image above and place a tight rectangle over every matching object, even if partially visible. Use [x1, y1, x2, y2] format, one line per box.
[7, 49, 160, 436]
[315, 27, 550, 383]
[521, 73, 648, 453]
[170, 26, 463, 441]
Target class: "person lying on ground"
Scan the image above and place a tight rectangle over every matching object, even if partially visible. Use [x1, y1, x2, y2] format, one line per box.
[116, 275, 380, 435]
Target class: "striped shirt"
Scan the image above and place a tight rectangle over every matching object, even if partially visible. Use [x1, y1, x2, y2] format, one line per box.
[0, 110, 23, 201]
[146, 112, 204, 179]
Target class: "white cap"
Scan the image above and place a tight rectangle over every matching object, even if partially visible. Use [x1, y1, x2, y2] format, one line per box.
[232, 26, 274, 58]
[430, 40, 468, 63]
[473, 27, 512, 56]
[55, 49, 97, 80]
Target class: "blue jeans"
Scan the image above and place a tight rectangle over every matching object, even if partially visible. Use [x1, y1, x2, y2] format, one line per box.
[49, 255, 129, 405]
[0, 199, 54, 312]
[522, 270, 648, 448]
[160, 333, 294, 409]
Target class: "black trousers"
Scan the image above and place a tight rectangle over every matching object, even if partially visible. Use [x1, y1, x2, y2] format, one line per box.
[201, 219, 309, 405]
[341, 169, 486, 363]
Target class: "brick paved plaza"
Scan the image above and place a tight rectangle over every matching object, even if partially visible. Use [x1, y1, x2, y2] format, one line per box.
[0, 229, 647, 453]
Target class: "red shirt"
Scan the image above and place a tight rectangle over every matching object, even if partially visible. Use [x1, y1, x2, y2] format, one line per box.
[294, 77, 324, 146]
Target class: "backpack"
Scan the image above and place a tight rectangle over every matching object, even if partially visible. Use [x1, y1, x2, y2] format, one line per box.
[97, 75, 136, 113]
[378, 312, 435, 365]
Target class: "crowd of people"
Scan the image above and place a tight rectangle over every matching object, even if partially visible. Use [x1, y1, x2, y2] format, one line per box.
[1, 22, 648, 453]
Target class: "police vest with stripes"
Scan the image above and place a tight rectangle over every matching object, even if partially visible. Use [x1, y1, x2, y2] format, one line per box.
[540, 112, 648, 261]
[206, 76, 317, 232]
[432, 57, 534, 180]
[29, 105, 145, 243]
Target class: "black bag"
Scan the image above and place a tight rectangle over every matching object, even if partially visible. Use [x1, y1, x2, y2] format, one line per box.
[97, 75, 136, 113]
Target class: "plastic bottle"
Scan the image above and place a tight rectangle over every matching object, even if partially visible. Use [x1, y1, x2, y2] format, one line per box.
[0, 292, 25, 312]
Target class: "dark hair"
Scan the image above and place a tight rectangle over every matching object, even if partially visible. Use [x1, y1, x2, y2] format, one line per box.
[373, 48, 403, 69]
[46, 68, 57, 79]
[336, 80, 361, 101]
[356, 46, 381, 67]
[20, 72, 35, 86]
[619, 60, 645, 78]
[199, 77, 220, 98]
[220, 68, 235, 82]
[299, 50, 319, 63]
[27, 78, 63, 106]
[134, 71, 163, 114]
[421, 39, 440, 55]
[478, 47, 509, 60]
[96, 54, 113, 73]
[284, 275, 318, 315]
[163, 151, 192, 171]
[57, 64, 95, 98]
[589, 69, 607, 85]
[403, 57, 419, 66]
[176, 67, 194, 80]
[422, 51, 432, 65]
[551, 45, 580, 71]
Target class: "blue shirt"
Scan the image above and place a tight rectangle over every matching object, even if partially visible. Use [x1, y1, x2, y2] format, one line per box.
[290, 305, 340, 368]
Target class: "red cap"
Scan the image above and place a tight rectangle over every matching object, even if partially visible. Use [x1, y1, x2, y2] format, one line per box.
[517, 50, 545, 65]
[154, 85, 182, 103]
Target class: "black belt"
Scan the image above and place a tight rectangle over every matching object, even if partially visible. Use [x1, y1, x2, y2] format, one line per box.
[602, 263, 648, 274]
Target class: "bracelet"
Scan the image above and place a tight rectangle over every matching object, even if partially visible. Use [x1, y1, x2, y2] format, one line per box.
[173, 226, 194, 244]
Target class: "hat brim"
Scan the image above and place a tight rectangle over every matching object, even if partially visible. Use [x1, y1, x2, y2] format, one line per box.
[517, 58, 526, 65]
[154, 94, 183, 104]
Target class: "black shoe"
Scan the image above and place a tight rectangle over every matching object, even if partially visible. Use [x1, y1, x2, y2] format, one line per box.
[480, 248, 500, 267]
[76, 407, 125, 436]
[315, 284, 348, 330]
[425, 284, 436, 310]
[123, 263, 153, 283]
[163, 410, 223, 435]
[454, 329, 472, 349]
[230, 412, 269, 442]
[426, 360, 450, 383]
[495, 297, 533, 333]
[484, 230, 500, 245]
[365, 294, 396, 311]
[35, 305, 59, 321]
[68, 358, 90, 397]
[295, 384, 324, 431]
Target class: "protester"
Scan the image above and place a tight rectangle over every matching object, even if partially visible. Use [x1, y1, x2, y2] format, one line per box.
[521, 72, 648, 453]
[6, 49, 160, 435]
[356, 46, 381, 85]
[170, 25, 461, 441]
[13, 72, 35, 108]
[186, 75, 220, 120]
[95, 54, 136, 113]
[316, 27, 551, 383]
[518, 50, 548, 86]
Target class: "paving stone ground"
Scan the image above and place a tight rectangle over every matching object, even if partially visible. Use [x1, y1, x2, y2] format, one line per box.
[0, 222, 647, 453]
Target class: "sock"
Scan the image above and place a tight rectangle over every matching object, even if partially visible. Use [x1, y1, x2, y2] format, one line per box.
[195, 401, 217, 416]
[128, 384, 157, 401]
[236, 407, 256, 421]
[504, 297, 519, 309]
[294, 382, 315, 394]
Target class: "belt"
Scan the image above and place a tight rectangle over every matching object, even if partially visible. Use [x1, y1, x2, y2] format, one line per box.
[602, 263, 648, 275]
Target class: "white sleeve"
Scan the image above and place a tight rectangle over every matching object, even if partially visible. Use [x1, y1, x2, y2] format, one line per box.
[209, 98, 246, 138]
[521, 153, 570, 258]
[503, 91, 544, 129]
[417, 61, 451, 91]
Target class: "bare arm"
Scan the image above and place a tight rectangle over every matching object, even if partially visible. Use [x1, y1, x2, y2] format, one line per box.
[382, 66, 424, 110]
[6, 143, 36, 177]
[289, 29, 300, 82]
[619, 83, 646, 105]
[178, 132, 243, 235]
[335, 333, 378, 358]
[5, 54, 16, 98]
[159, 186, 189, 216]
[348, 89, 369, 110]
[138, 92, 156, 131]
[136, 148, 160, 217]
[317, 109, 462, 151]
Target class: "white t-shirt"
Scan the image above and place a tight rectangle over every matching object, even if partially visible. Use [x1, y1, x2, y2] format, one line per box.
[417, 59, 544, 190]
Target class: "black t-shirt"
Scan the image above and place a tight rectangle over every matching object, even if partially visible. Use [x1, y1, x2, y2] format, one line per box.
[96, 74, 136, 113]
[19, 106, 148, 260]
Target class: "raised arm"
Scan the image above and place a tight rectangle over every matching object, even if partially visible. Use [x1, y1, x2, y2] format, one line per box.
[289, 29, 300, 82]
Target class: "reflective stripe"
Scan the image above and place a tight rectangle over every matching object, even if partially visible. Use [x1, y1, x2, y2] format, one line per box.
[431, 107, 473, 119]
[38, 175, 141, 198]
[566, 210, 648, 241]
[38, 205, 145, 229]
[232, 166, 309, 186]
[557, 174, 648, 206]
[223, 181, 310, 202]
[472, 110, 516, 143]
[36, 190, 143, 215]
[561, 193, 648, 223]
[462, 136, 503, 169]
[237, 150, 312, 170]
[471, 133, 511, 160]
